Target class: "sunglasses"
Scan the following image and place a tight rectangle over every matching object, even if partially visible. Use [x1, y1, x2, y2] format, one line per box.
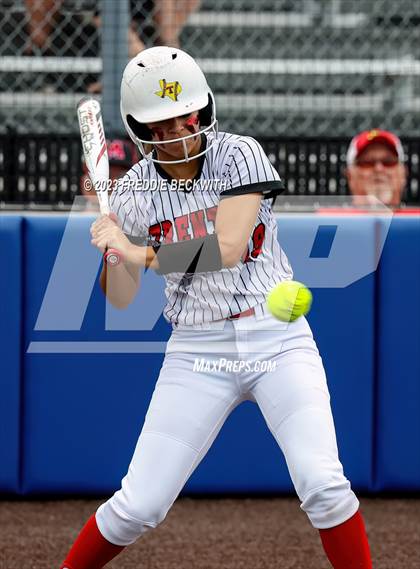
[355, 157, 400, 169]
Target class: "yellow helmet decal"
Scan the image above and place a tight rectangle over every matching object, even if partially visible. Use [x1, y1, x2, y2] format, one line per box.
[155, 79, 182, 102]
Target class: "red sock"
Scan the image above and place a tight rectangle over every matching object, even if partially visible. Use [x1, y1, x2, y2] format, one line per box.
[319, 510, 372, 569]
[60, 514, 125, 569]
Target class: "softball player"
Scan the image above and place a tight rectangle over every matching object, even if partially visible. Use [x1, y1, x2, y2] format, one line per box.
[61, 47, 372, 569]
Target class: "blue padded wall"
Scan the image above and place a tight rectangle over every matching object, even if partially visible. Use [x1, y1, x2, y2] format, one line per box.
[375, 216, 420, 490]
[20, 214, 378, 494]
[22, 216, 169, 494]
[276, 216, 376, 491]
[0, 216, 22, 492]
[13, 213, 420, 495]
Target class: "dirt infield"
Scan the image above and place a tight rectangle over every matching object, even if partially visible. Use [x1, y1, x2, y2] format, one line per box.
[0, 497, 418, 568]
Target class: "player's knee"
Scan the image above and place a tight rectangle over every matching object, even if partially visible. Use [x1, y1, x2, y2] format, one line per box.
[124, 495, 168, 529]
[96, 492, 169, 546]
[300, 479, 359, 529]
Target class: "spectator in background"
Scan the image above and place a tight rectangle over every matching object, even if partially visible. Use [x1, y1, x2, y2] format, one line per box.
[80, 138, 137, 211]
[24, 0, 55, 55]
[346, 129, 407, 208]
[25, 0, 200, 57]
[25, 0, 200, 93]
[153, 0, 201, 48]
[25, 0, 145, 57]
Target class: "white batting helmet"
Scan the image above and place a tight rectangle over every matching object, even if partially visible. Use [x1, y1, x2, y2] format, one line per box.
[120, 46, 218, 164]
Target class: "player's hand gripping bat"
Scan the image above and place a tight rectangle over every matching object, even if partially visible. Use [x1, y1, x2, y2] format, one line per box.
[77, 97, 122, 266]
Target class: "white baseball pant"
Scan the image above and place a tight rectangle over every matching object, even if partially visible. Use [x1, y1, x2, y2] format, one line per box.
[96, 308, 359, 545]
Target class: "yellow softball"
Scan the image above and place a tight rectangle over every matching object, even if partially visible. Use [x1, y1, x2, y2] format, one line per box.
[267, 280, 313, 322]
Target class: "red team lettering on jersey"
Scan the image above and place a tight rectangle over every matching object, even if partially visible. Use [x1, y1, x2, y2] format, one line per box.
[148, 205, 265, 262]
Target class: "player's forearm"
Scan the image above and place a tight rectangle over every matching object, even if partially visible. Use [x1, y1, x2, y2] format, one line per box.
[216, 236, 246, 268]
[100, 263, 139, 309]
[126, 245, 159, 271]
[99, 246, 158, 308]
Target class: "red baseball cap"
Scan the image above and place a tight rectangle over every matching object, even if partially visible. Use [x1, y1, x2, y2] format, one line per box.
[107, 139, 136, 167]
[346, 129, 404, 166]
[82, 138, 136, 172]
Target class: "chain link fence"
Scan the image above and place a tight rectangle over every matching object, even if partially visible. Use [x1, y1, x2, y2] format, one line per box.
[1, 0, 420, 136]
[2, 133, 419, 208]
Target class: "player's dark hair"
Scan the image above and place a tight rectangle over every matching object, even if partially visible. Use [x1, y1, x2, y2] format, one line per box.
[127, 115, 152, 141]
[198, 95, 213, 126]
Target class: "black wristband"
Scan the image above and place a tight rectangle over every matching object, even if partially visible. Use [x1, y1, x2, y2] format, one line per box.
[153, 234, 223, 275]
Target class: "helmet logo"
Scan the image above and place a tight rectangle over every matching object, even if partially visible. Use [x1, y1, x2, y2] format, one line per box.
[155, 79, 182, 102]
[367, 129, 379, 141]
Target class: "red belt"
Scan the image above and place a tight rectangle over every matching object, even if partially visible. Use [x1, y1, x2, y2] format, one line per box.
[227, 307, 255, 320]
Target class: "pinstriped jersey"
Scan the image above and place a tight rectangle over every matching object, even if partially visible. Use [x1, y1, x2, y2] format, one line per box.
[110, 131, 293, 325]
